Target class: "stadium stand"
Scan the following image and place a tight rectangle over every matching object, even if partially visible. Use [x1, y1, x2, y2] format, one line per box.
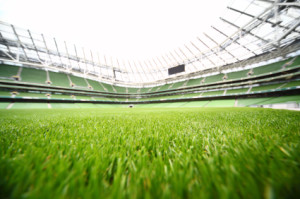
[250, 83, 284, 92]
[202, 90, 224, 96]
[204, 73, 225, 84]
[74, 95, 93, 100]
[206, 99, 235, 107]
[226, 88, 249, 95]
[113, 85, 127, 93]
[127, 87, 139, 94]
[49, 71, 71, 87]
[86, 79, 106, 92]
[252, 59, 288, 76]
[0, 102, 10, 109]
[17, 92, 49, 98]
[51, 103, 80, 109]
[185, 78, 203, 87]
[0, 90, 12, 97]
[0, 54, 299, 108]
[0, 64, 19, 80]
[285, 56, 300, 68]
[169, 81, 185, 89]
[50, 94, 73, 99]
[11, 102, 48, 109]
[226, 69, 250, 80]
[100, 82, 115, 93]
[281, 80, 300, 88]
[69, 75, 88, 87]
[20, 67, 47, 84]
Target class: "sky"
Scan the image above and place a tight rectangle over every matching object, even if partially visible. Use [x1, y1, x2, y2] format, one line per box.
[0, 0, 231, 61]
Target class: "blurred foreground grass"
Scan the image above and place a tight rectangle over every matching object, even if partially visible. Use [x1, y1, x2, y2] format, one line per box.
[0, 108, 299, 199]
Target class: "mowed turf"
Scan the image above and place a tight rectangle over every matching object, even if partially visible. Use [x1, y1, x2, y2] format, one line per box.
[0, 108, 299, 199]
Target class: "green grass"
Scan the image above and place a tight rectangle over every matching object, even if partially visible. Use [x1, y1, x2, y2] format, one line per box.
[0, 108, 299, 199]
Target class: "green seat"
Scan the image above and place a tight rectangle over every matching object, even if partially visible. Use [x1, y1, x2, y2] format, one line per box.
[49, 72, 70, 87]
[21, 67, 47, 84]
[69, 75, 88, 87]
[204, 74, 225, 84]
[0, 64, 19, 79]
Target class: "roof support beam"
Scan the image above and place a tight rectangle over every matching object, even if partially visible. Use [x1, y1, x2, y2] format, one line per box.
[41, 34, 53, 64]
[53, 37, 64, 67]
[184, 44, 206, 68]
[90, 50, 96, 75]
[151, 58, 166, 78]
[211, 26, 257, 56]
[227, 6, 300, 34]
[177, 48, 198, 71]
[220, 17, 269, 43]
[197, 37, 227, 64]
[203, 32, 240, 62]
[0, 32, 16, 60]
[64, 41, 72, 71]
[274, 18, 300, 43]
[190, 41, 216, 67]
[11, 25, 28, 61]
[96, 52, 102, 79]
[27, 30, 43, 63]
[73, 45, 82, 71]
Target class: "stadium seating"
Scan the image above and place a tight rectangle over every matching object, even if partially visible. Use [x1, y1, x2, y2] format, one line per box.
[226, 69, 250, 80]
[286, 56, 300, 68]
[74, 95, 93, 100]
[204, 73, 225, 84]
[0, 64, 19, 79]
[0, 90, 12, 97]
[17, 92, 48, 98]
[169, 81, 185, 89]
[185, 78, 203, 87]
[127, 87, 139, 94]
[181, 101, 209, 107]
[259, 95, 300, 104]
[86, 79, 106, 92]
[250, 83, 284, 92]
[281, 80, 300, 88]
[226, 88, 249, 95]
[252, 59, 288, 76]
[202, 90, 224, 96]
[113, 85, 127, 93]
[20, 67, 47, 85]
[11, 102, 48, 109]
[51, 94, 73, 99]
[69, 75, 88, 87]
[0, 55, 299, 107]
[100, 82, 116, 93]
[0, 102, 10, 109]
[49, 71, 70, 87]
[237, 98, 273, 107]
[206, 99, 235, 107]
[51, 103, 80, 109]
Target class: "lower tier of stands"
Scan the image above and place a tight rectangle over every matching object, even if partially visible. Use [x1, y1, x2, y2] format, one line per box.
[1, 95, 299, 109]
[1, 78, 299, 102]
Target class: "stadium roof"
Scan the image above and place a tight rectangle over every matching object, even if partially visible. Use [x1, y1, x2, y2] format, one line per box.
[0, 0, 300, 86]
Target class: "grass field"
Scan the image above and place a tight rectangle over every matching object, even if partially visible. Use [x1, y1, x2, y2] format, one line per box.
[0, 108, 300, 199]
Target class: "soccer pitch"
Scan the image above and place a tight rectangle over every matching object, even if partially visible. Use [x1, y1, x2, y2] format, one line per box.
[0, 108, 299, 198]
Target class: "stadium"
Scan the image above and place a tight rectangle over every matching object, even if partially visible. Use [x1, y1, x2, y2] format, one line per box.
[0, 0, 300, 198]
